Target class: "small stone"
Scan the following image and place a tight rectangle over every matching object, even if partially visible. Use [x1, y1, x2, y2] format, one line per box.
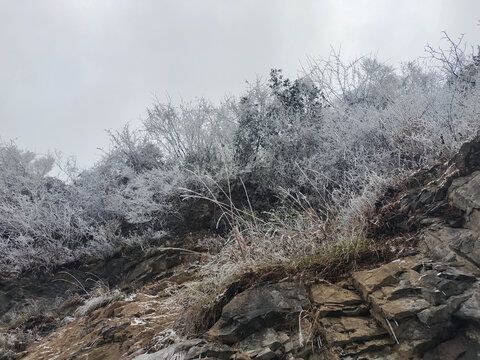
[455, 287, 480, 323]
[254, 348, 277, 360]
[238, 328, 283, 357]
[321, 316, 388, 347]
[380, 297, 431, 320]
[353, 257, 421, 299]
[310, 283, 362, 306]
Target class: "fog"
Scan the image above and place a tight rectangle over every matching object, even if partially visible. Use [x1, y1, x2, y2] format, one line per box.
[0, 0, 479, 167]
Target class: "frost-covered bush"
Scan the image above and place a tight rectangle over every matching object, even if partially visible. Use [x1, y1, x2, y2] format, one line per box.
[2, 32, 480, 276]
[73, 125, 186, 228]
[0, 142, 111, 276]
[232, 70, 325, 187]
[296, 47, 480, 202]
[144, 98, 237, 173]
[0, 130, 183, 275]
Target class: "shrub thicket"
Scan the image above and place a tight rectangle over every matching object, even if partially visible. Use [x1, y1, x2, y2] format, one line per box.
[1, 33, 479, 276]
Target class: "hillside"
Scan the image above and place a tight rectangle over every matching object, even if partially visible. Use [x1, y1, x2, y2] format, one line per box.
[1, 134, 479, 360]
[1, 35, 480, 360]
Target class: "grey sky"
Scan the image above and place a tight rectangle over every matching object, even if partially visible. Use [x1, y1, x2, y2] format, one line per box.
[0, 0, 479, 168]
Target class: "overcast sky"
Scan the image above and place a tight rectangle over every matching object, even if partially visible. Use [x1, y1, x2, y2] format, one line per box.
[1, 0, 479, 168]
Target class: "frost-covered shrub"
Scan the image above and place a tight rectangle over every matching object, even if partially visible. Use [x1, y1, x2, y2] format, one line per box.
[0, 142, 109, 276]
[74, 126, 186, 227]
[232, 70, 325, 187]
[300, 48, 479, 200]
[2, 32, 480, 276]
[0, 132, 183, 275]
[144, 98, 236, 173]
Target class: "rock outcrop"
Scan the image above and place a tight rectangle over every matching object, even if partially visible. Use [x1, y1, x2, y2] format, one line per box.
[129, 255, 479, 360]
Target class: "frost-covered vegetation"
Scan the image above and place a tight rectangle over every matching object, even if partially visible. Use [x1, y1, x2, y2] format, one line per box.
[1, 34, 479, 276]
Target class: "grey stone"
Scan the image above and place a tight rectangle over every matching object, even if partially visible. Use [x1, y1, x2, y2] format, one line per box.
[455, 286, 480, 323]
[133, 339, 235, 360]
[207, 282, 309, 344]
[449, 171, 480, 213]
[238, 328, 285, 358]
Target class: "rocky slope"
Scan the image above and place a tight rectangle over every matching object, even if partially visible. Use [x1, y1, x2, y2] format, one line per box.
[3, 137, 480, 359]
